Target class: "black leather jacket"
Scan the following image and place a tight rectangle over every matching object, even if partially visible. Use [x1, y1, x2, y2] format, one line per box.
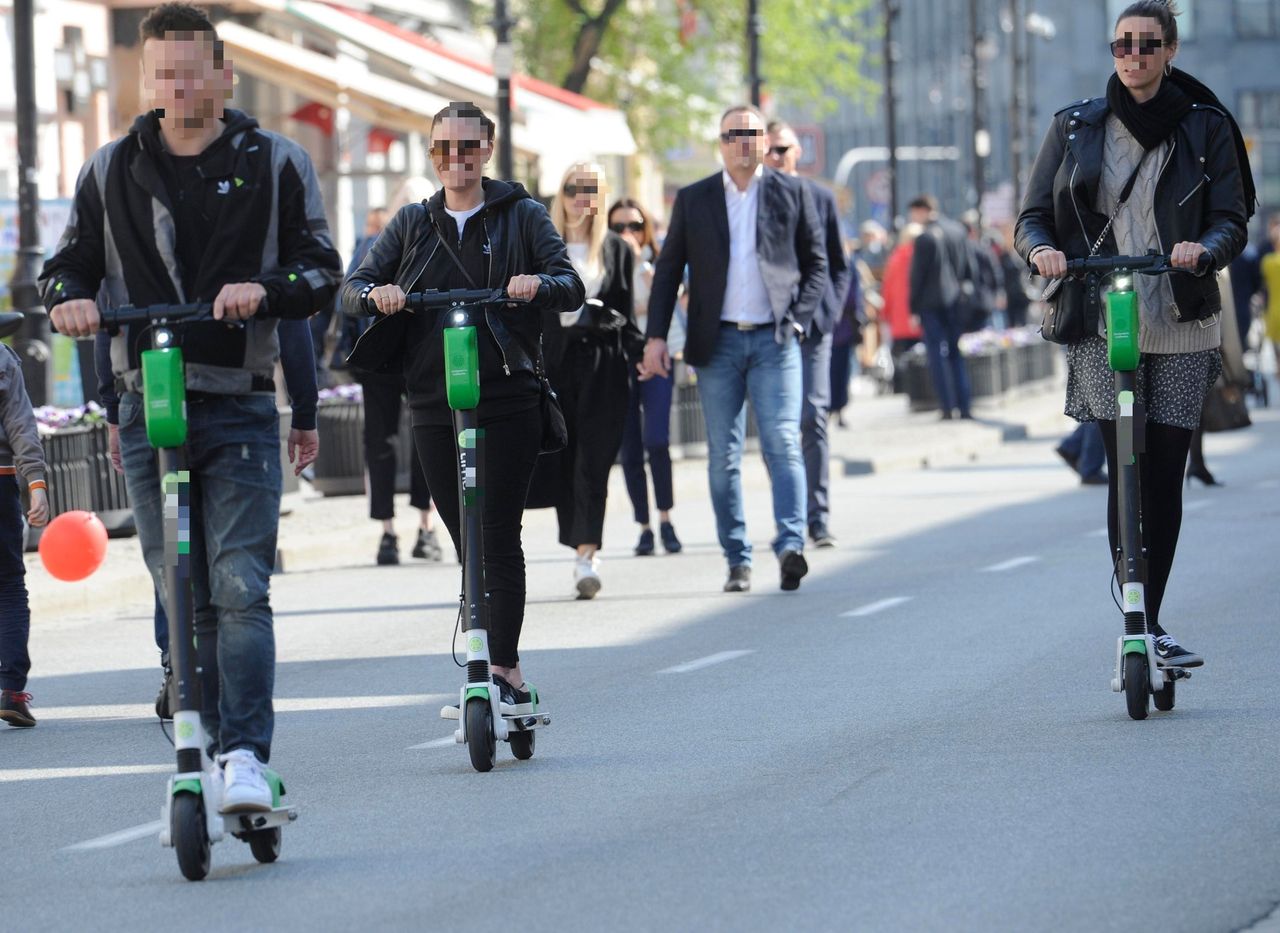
[1015, 96, 1248, 322]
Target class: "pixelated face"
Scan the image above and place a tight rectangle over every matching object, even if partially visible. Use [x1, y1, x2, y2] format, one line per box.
[608, 206, 646, 249]
[365, 208, 388, 237]
[563, 169, 602, 217]
[142, 32, 231, 129]
[430, 113, 492, 189]
[719, 110, 766, 171]
[1112, 17, 1174, 89]
[765, 127, 801, 174]
[907, 206, 931, 225]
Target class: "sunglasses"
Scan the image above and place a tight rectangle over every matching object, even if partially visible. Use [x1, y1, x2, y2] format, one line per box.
[610, 221, 645, 234]
[430, 139, 484, 158]
[720, 129, 764, 142]
[564, 183, 599, 197]
[1110, 37, 1163, 58]
[768, 145, 793, 157]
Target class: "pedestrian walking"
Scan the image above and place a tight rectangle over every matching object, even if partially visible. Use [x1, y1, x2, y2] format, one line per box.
[610, 197, 684, 557]
[542, 163, 644, 598]
[908, 195, 977, 420]
[998, 224, 1035, 329]
[1263, 217, 1280, 378]
[343, 101, 584, 707]
[644, 104, 828, 593]
[44, 2, 344, 809]
[880, 223, 925, 359]
[0, 338, 49, 727]
[1055, 422, 1108, 486]
[765, 122, 852, 549]
[1016, 0, 1253, 667]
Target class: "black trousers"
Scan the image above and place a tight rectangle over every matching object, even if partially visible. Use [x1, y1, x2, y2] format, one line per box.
[413, 406, 541, 668]
[362, 377, 431, 521]
[553, 333, 630, 549]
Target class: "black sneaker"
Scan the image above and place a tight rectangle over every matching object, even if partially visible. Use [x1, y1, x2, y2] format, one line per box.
[660, 522, 683, 554]
[376, 532, 399, 566]
[412, 529, 443, 561]
[155, 664, 173, 721]
[1155, 633, 1204, 668]
[635, 528, 655, 556]
[724, 565, 751, 593]
[0, 690, 36, 727]
[809, 524, 837, 549]
[780, 549, 809, 591]
[494, 675, 537, 726]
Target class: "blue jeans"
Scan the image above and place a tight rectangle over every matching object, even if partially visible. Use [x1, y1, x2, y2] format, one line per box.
[697, 326, 806, 567]
[800, 329, 833, 531]
[0, 476, 30, 693]
[620, 369, 675, 526]
[119, 392, 281, 762]
[1061, 421, 1106, 479]
[921, 308, 972, 416]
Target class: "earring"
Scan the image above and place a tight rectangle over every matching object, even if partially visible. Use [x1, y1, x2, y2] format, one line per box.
[1164, 61, 1173, 77]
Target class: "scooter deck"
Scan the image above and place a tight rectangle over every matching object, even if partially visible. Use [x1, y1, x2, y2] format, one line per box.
[440, 703, 552, 727]
[226, 806, 298, 837]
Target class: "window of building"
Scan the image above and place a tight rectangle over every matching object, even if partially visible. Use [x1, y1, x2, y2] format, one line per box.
[1239, 91, 1280, 130]
[1234, 0, 1279, 37]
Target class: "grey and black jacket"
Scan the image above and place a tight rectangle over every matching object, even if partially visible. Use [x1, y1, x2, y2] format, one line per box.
[1015, 96, 1248, 322]
[38, 109, 342, 397]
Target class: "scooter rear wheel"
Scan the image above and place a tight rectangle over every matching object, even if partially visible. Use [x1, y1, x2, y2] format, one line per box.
[248, 827, 281, 863]
[1124, 653, 1150, 721]
[172, 793, 211, 881]
[1153, 676, 1176, 712]
[466, 698, 496, 773]
[509, 728, 535, 761]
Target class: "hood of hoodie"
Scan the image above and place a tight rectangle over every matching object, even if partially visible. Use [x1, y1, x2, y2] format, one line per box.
[425, 178, 532, 225]
[130, 108, 261, 173]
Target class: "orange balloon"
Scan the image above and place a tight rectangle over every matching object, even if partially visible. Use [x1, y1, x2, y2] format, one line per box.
[39, 510, 109, 582]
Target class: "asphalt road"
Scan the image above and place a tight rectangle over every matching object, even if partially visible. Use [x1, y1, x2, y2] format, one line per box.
[6, 411, 1280, 933]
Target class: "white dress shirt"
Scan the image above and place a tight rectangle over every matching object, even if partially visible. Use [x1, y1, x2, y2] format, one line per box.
[720, 165, 774, 325]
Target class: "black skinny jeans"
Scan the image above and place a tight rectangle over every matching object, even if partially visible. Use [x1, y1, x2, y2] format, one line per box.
[362, 376, 431, 521]
[413, 406, 541, 668]
[1098, 419, 1193, 635]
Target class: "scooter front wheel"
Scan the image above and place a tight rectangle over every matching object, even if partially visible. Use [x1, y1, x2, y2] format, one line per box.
[247, 827, 281, 863]
[172, 793, 211, 881]
[466, 697, 496, 773]
[1124, 653, 1150, 721]
[1153, 676, 1176, 712]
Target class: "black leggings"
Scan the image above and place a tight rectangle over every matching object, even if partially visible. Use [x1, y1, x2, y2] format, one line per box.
[1098, 419, 1193, 635]
[413, 406, 541, 668]
[362, 377, 431, 521]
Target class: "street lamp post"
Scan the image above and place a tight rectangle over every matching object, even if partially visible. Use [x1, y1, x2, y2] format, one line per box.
[747, 0, 763, 108]
[9, 0, 50, 406]
[493, 0, 515, 180]
[883, 0, 900, 226]
[1008, 0, 1025, 208]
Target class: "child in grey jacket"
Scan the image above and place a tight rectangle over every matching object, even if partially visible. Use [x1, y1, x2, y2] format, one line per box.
[0, 342, 49, 727]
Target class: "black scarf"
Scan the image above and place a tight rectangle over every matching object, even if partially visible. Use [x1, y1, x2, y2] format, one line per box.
[1107, 68, 1257, 218]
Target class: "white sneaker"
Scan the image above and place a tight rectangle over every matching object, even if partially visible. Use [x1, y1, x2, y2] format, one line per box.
[574, 556, 601, 600]
[218, 748, 272, 814]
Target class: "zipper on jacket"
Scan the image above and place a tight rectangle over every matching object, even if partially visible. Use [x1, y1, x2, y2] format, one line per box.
[480, 215, 511, 376]
[1152, 140, 1177, 256]
[1068, 161, 1091, 248]
[1177, 174, 1210, 207]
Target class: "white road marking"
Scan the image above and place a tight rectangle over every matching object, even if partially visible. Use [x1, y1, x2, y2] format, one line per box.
[1088, 527, 1110, 538]
[981, 556, 1042, 573]
[1257, 479, 1279, 490]
[64, 820, 164, 852]
[841, 597, 913, 618]
[659, 650, 755, 675]
[1183, 500, 1212, 512]
[37, 694, 450, 722]
[407, 737, 457, 750]
[0, 764, 171, 783]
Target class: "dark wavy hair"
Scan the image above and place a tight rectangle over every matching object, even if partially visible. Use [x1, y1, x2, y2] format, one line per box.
[139, 3, 223, 65]
[431, 102, 496, 143]
[606, 198, 659, 258]
[1115, 0, 1181, 44]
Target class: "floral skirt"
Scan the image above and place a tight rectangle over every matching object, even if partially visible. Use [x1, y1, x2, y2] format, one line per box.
[1064, 335, 1222, 430]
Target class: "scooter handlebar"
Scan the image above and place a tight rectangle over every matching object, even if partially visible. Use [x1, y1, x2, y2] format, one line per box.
[1063, 253, 1213, 277]
[403, 283, 551, 312]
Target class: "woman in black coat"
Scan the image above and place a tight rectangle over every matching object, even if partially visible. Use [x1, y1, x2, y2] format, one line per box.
[342, 102, 584, 705]
[1015, 0, 1252, 668]
[540, 162, 644, 599]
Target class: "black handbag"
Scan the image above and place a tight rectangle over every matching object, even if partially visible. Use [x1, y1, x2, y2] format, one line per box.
[1201, 377, 1252, 433]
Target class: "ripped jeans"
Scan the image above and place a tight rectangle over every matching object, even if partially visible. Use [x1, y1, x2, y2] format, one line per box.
[119, 391, 280, 762]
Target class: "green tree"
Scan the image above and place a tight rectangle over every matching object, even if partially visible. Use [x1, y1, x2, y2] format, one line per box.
[500, 0, 879, 161]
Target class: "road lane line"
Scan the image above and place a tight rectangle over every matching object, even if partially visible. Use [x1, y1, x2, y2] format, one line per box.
[1183, 500, 1211, 512]
[38, 694, 451, 722]
[981, 556, 1042, 573]
[659, 650, 755, 675]
[408, 737, 456, 750]
[64, 820, 164, 852]
[1257, 479, 1279, 490]
[1088, 527, 1109, 538]
[1, 764, 171, 783]
[841, 597, 913, 618]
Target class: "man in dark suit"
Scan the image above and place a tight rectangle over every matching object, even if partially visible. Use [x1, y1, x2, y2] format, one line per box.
[765, 122, 851, 549]
[645, 105, 828, 593]
[907, 194, 975, 420]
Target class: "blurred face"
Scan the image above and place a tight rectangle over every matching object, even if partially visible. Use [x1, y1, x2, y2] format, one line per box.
[563, 169, 602, 221]
[430, 115, 492, 190]
[365, 208, 387, 237]
[142, 33, 231, 130]
[719, 110, 766, 173]
[608, 206, 647, 252]
[1271, 220, 1280, 249]
[765, 127, 801, 174]
[908, 206, 931, 225]
[1112, 16, 1175, 97]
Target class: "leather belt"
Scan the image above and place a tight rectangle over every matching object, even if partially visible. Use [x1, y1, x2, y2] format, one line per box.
[722, 321, 768, 331]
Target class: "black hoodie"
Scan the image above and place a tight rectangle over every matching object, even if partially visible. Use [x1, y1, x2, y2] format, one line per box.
[343, 179, 585, 424]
